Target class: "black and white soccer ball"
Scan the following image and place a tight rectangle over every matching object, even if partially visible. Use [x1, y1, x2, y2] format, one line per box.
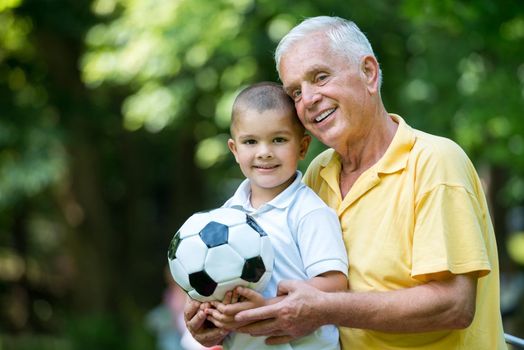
[167, 207, 274, 302]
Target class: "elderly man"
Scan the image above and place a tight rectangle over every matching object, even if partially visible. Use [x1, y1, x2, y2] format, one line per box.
[185, 16, 507, 350]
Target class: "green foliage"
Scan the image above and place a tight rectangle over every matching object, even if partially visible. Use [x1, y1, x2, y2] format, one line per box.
[0, 3, 66, 209]
[398, 0, 524, 205]
[63, 314, 126, 350]
[1, 0, 523, 347]
[0, 334, 72, 350]
[0, 120, 66, 209]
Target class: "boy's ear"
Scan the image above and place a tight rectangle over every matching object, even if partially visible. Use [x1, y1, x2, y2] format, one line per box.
[299, 134, 311, 160]
[227, 138, 240, 163]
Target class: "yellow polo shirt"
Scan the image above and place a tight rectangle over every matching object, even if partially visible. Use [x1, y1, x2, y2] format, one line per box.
[303, 115, 507, 349]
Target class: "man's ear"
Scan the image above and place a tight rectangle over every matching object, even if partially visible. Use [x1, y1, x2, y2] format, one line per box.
[227, 138, 240, 163]
[361, 55, 380, 94]
[299, 134, 312, 160]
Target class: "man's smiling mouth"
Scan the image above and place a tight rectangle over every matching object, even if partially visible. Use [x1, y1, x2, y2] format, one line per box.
[315, 108, 336, 123]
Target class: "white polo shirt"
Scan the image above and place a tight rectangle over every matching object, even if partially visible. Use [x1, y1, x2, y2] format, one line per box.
[222, 171, 348, 350]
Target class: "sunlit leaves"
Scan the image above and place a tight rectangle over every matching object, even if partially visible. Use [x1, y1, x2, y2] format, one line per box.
[82, 26, 182, 86]
[91, 0, 117, 16]
[0, 11, 34, 60]
[404, 79, 434, 102]
[0, 247, 25, 282]
[82, 0, 251, 85]
[82, 0, 261, 133]
[457, 53, 485, 96]
[507, 231, 524, 264]
[195, 134, 229, 169]
[194, 67, 219, 91]
[500, 15, 524, 41]
[266, 14, 295, 42]
[220, 57, 257, 89]
[214, 89, 238, 130]
[0, 0, 22, 13]
[122, 81, 193, 132]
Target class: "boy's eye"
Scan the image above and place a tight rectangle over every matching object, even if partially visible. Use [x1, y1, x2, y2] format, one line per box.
[243, 139, 256, 145]
[273, 137, 287, 144]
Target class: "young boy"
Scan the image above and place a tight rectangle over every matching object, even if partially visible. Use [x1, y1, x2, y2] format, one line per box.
[204, 82, 348, 350]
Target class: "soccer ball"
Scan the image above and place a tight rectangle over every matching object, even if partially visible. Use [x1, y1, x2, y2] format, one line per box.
[167, 207, 274, 302]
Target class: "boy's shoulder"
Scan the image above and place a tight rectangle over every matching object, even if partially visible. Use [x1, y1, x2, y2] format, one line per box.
[289, 180, 334, 214]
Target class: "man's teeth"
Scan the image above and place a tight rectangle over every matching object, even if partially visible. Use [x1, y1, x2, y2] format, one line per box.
[315, 109, 335, 122]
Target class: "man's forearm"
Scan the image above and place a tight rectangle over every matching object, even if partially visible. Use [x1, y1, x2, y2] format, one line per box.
[321, 273, 477, 332]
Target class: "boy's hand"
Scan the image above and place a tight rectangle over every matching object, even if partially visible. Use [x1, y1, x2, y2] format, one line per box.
[184, 298, 229, 346]
[205, 287, 266, 330]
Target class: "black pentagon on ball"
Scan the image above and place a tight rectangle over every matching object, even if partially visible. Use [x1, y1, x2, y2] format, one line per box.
[167, 231, 181, 260]
[241, 256, 266, 282]
[246, 215, 267, 236]
[189, 271, 217, 297]
[199, 222, 229, 248]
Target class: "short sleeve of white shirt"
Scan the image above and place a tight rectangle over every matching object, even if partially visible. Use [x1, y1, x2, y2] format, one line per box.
[297, 206, 348, 278]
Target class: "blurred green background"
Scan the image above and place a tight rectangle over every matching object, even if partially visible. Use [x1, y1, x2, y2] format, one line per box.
[1, 0, 524, 349]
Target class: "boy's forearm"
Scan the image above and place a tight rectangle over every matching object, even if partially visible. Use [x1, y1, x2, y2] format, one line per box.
[307, 271, 348, 292]
[265, 271, 347, 306]
[265, 295, 285, 305]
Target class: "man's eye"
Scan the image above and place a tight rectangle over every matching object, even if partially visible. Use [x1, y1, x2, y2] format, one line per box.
[316, 73, 328, 82]
[292, 89, 301, 100]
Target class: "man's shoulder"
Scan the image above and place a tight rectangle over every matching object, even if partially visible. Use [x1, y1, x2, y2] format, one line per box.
[412, 129, 471, 165]
[303, 148, 336, 191]
[309, 148, 336, 168]
[410, 129, 479, 185]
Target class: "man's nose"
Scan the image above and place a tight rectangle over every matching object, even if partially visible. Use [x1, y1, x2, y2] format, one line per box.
[301, 84, 321, 108]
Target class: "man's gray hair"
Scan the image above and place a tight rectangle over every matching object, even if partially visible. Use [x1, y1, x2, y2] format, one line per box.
[274, 16, 382, 87]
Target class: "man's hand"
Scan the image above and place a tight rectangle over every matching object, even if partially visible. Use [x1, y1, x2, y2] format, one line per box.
[184, 298, 229, 347]
[234, 280, 326, 345]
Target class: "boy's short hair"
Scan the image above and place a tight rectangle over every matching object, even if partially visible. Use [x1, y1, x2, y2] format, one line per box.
[230, 81, 304, 136]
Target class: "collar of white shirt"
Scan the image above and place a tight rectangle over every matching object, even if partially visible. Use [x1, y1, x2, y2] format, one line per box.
[227, 170, 303, 212]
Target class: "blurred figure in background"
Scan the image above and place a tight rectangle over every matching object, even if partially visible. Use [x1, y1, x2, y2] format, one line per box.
[146, 266, 222, 350]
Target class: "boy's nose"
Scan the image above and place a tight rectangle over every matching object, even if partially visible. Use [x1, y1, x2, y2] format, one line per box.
[256, 144, 273, 159]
